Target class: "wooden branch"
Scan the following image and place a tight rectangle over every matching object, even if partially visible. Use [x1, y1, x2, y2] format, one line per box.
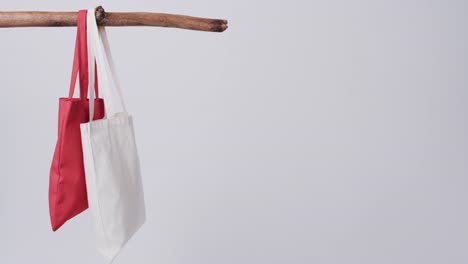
[0, 6, 228, 32]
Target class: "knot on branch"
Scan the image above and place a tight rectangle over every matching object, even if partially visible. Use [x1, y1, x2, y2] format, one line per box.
[95, 6, 107, 25]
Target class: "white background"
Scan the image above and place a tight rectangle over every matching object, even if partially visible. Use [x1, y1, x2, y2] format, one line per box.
[1, 0, 468, 263]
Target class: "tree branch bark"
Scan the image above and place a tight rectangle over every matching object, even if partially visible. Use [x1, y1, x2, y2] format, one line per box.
[0, 6, 228, 32]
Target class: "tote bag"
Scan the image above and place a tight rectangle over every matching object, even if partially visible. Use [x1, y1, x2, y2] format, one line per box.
[81, 9, 146, 262]
[48, 9, 105, 231]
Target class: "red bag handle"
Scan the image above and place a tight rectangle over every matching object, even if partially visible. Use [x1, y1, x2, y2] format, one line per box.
[68, 10, 99, 99]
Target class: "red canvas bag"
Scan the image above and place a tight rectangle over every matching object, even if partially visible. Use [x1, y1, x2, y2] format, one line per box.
[49, 10, 105, 231]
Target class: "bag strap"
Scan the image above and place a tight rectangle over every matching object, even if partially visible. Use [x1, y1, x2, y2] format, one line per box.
[100, 27, 127, 114]
[87, 8, 126, 121]
[68, 10, 99, 99]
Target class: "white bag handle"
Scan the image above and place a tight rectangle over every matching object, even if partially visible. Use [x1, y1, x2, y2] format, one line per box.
[87, 8, 127, 122]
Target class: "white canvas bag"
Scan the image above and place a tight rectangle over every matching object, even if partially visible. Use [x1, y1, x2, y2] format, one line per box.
[81, 9, 146, 262]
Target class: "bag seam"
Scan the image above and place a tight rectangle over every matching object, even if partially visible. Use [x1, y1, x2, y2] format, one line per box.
[54, 101, 68, 196]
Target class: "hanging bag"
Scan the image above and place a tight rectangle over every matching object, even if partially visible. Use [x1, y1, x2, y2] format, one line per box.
[81, 9, 146, 262]
[48, 9, 105, 231]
